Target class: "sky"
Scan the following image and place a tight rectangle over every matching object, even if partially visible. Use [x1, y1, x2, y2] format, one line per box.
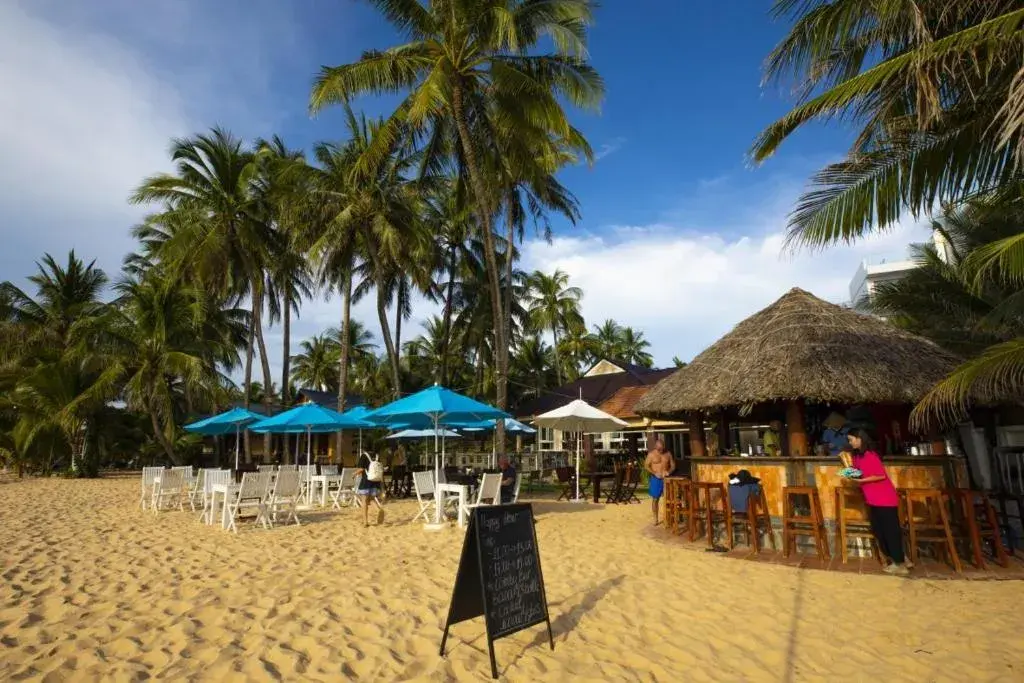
[0, 0, 932, 385]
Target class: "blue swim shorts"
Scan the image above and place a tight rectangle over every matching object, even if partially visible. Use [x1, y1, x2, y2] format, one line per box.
[649, 476, 664, 499]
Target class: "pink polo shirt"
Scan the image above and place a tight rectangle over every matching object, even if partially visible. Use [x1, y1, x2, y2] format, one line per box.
[853, 450, 899, 507]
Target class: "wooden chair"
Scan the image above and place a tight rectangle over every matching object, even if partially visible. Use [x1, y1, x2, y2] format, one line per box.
[833, 487, 884, 565]
[693, 482, 733, 549]
[620, 463, 642, 504]
[731, 485, 777, 553]
[900, 488, 962, 573]
[555, 467, 574, 501]
[664, 477, 696, 540]
[947, 488, 1009, 569]
[603, 467, 626, 504]
[782, 486, 829, 560]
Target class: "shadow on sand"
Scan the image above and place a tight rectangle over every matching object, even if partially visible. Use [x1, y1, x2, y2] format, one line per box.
[528, 500, 609, 517]
[501, 574, 627, 675]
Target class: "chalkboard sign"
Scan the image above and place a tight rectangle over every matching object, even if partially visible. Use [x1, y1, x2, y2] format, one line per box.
[439, 504, 553, 679]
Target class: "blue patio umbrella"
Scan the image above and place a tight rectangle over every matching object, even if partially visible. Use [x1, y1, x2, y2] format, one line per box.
[339, 405, 379, 453]
[368, 384, 508, 491]
[184, 407, 262, 470]
[250, 403, 364, 469]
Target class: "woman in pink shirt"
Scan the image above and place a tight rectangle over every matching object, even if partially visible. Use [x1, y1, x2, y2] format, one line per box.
[846, 428, 910, 576]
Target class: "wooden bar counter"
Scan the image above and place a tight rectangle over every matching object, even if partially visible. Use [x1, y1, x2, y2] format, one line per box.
[691, 456, 968, 520]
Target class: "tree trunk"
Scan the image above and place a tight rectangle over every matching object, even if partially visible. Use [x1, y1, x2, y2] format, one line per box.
[376, 283, 402, 399]
[452, 84, 507, 457]
[149, 410, 178, 464]
[394, 281, 404, 381]
[336, 270, 353, 460]
[439, 243, 457, 385]
[281, 296, 291, 461]
[254, 291, 274, 462]
[243, 307, 255, 463]
[552, 325, 564, 386]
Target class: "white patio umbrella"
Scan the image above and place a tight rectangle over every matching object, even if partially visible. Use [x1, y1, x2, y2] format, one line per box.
[533, 399, 628, 501]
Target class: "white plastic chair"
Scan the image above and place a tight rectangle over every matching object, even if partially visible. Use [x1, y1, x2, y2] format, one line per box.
[320, 465, 338, 476]
[461, 473, 502, 520]
[225, 472, 271, 533]
[412, 471, 436, 523]
[298, 465, 316, 504]
[151, 468, 186, 513]
[258, 464, 276, 473]
[329, 468, 357, 510]
[140, 467, 164, 509]
[199, 469, 233, 523]
[259, 469, 302, 528]
[510, 473, 523, 504]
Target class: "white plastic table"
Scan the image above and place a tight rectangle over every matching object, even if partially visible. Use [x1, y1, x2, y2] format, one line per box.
[210, 482, 239, 529]
[436, 483, 469, 528]
[310, 474, 342, 507]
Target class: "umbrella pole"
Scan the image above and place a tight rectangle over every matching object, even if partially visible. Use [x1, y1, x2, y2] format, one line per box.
[234, 425, 240, 471]
[434, 415, 441, 524]
[576, 430, 581, 501]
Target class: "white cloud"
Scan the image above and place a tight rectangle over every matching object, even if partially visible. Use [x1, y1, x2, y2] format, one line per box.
[593, 136, 626, 161]
[521, 220, 932, 367]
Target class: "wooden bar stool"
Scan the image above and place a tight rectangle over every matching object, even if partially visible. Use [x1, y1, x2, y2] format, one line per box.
[693, 482, 733, 549]
[834, 487, 884, 565]
[947, 488, 1009, 569]
[782, 486, 829, 560]
[730, 486, 777, 553]
[900, 489, 962, 573]
[664, 477, 695, 540]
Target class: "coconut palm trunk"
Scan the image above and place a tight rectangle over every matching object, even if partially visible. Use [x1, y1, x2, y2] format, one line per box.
[336, 271, 353, 460]
[243, 315, 255, 463]
[280, 295, 291, 461]
[452, 85, 508, 454]
[376, 285, 402, 399]
[254, 291, 274, 461]
[439, 243, 457, 385]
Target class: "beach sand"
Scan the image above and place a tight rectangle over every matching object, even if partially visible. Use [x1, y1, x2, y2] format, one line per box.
[1, 476, 1022, 682]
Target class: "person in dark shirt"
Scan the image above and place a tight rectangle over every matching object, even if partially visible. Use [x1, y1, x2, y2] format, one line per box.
[355, 451, 384, 527]
[499, 456, 517, 504]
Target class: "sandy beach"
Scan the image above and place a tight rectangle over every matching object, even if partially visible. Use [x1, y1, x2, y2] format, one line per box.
[1, 476, 1022, 682]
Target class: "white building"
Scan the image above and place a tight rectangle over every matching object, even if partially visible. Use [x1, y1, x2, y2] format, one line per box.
[848, 229, 954, 307]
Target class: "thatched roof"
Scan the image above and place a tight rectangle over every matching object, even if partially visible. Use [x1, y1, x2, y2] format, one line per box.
[635, 287, 961, 416]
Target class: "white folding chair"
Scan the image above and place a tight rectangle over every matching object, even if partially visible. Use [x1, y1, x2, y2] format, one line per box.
[140, 467, 164, 509]
[225, 472, 272, 533]
[329, 468, 357, 510]
[320, 465, 338, 476]
[188, 469, 208, 511]
[258, 464, 276, 473]
[412, 471, 436, 523]
[510, 473, 523, 504]
[259, 469, 302, 529]
[298, 465, 316, 504]
[461, 473, 502, 520]
[151, 468, 186, 513]
[199, 469, 233, 523]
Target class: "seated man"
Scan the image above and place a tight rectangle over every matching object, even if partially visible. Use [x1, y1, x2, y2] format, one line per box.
[498, 456, 517, 504]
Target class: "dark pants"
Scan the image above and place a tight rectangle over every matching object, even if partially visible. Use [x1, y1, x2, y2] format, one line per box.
[867, 505, 905, 564]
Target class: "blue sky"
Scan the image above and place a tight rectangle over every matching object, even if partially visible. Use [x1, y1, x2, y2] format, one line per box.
[0, 0, 929, 380]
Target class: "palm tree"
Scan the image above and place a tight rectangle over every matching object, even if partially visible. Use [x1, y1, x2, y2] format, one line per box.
[558, 322, 596, 380]
[97, 276, 224, 463]
[526, 269, 583, 385]
[618, 326, 654, 368]
[326, 320, 377, 364]
[512, 335, 555, 402]
[591, 319, 623, 360]
[752, 1, 1024, 247]
[131, 128, 279, 460]
[310, 0, 604, 433]
[0, 251, 109, 356]
[291, 335, 338, 392]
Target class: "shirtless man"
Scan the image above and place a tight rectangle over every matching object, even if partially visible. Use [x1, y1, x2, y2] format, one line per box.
[645, 438, 675, 525]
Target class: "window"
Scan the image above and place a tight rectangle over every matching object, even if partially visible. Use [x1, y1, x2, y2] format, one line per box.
[539, 427, 555, 451]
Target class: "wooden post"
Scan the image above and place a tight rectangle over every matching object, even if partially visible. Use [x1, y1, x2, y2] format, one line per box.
[627, 432, 639, 459]
[786, 400, 808, 458]
[688, 412, 706, 457]
[717, 410, 729, 455]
